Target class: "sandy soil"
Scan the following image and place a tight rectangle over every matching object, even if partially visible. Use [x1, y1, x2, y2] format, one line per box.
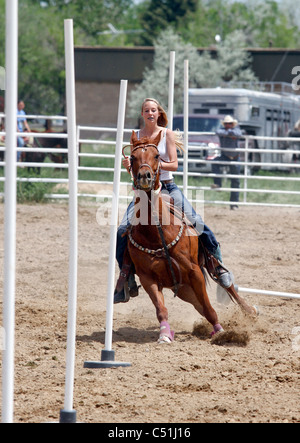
[0, 202, 299, 423]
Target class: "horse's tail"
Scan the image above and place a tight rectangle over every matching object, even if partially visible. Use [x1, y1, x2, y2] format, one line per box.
[198, 238, 211, 287]
[200, 265, 209, 286]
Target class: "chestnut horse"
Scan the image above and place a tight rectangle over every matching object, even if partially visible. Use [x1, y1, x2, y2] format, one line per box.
[21, 130, 68, 172]
[122, 131, 257, 343]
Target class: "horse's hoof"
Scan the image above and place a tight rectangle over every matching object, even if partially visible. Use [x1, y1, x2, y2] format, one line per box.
[157, 335, 173, 344]
[157, 331, 174, 344]
[158, 322, 175, 344]
[253, 305, 260, 316]
[211, 323, 224, 337]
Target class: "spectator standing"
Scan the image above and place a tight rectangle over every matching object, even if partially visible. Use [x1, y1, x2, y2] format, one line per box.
[287, 119, 300, 162]
[211, 115, 242, 210]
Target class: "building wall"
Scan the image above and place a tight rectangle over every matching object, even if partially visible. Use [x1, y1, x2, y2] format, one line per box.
[75, 46, 300, 129]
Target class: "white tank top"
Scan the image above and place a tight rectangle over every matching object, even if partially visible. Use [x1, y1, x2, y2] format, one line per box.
[135, 129, 173, 182]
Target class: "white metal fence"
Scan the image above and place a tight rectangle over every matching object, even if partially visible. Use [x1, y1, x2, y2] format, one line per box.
[182, 133, 300, 208]
[1, 118, 300, 208]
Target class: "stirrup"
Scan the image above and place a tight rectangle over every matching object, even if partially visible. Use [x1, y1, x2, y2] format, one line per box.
[114, 268, 139, 304]
[205, 252, 233, 289]
[214, 265, 233, 289]
[114, 265, 131, 304]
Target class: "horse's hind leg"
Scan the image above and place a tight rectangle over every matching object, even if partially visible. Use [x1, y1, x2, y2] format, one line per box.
[183, 266, 224, 335]
[225, 284, 258, 316]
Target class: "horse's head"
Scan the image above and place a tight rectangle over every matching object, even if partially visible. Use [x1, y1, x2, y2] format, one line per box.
[130, 131, 161, 192]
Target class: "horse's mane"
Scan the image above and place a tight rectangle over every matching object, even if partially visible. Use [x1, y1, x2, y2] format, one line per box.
[135, 135, 153, 146]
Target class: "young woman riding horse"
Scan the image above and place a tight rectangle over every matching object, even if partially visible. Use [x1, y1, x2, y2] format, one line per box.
[114, 98, 257, 341]
[115, 98, 232, 302]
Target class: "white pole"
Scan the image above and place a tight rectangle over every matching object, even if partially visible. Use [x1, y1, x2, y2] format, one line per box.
[104, 79, 128, 353]
[238, 287, 300, 300]
[168, 51, 175, 130]
[183, 60, 189, 198]
[60, 19, 78, 423]
[2, 0, 18, 424]
[84, 80, 130, 368]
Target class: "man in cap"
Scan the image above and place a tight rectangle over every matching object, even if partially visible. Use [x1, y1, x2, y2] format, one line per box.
[211, 115, 242, 210]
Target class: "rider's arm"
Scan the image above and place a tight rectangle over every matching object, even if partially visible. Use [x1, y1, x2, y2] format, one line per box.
[24, 119, 31, 132]
[122, 134, 134, 173]
[161, 129, 178, 172]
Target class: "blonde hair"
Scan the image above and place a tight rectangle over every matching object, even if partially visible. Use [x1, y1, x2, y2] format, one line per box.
[141, 98, 168, 127]
[141, 98, 184, 152]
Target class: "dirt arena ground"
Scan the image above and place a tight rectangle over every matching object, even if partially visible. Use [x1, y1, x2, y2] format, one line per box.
[0, 202, 299, 423]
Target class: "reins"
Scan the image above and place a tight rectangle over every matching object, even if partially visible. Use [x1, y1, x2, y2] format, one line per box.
[150, 206, 181, 297]
[125, 141, 182, 297]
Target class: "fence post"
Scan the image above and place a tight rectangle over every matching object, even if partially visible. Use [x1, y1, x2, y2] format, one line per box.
[183, 59, 189, 198]
[243, 136, 249, 204]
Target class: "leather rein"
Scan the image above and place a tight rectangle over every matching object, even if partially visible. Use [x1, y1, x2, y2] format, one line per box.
[123, 143, 182, 297]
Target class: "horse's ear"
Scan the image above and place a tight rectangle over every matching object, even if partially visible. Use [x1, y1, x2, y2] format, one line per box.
[131, 130, 138, 146]
[152, 130, 162, 147]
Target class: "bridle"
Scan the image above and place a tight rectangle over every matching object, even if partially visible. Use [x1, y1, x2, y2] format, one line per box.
[123, 143, 161, 192]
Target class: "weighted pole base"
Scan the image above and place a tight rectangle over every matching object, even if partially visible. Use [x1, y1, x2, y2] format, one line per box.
[59, 409, 77, 423]
[83, 349, 131, 369]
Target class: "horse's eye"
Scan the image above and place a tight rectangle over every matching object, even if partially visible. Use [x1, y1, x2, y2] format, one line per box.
[155, 154, 160, 160]
[130, 155, 136, 162]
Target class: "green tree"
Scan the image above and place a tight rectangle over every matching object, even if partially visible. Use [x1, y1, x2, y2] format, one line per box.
[195, 0, 300, 48]
[18, 1, 66, 114]
[0, 0, 65, 113]
[175, 0, 300, 48]
[1, 0, 300, 117]
[249, 0, 299, 47]
[39, 0, 138, 44]
[139, 0, 198, 45]
[128, 28, 258, 120]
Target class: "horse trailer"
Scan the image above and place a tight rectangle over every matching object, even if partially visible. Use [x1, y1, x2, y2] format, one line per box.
[174, 86, 300, 171]
[190, 87, 300, 168]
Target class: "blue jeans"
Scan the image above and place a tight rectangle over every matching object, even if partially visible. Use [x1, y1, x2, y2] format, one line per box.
[212, 154, 240, 203]
[116, 180, 220, 269]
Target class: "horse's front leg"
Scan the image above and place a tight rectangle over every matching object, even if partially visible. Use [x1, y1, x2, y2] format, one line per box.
[139, 274, 174, 343]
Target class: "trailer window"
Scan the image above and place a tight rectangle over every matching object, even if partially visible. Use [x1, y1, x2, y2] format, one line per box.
[218, 109, 234, 115]
[173, 117, 221, 132]
[195, 108, 210, 114]
[284, 111, 291, 123]
[251, 107, 260, 117]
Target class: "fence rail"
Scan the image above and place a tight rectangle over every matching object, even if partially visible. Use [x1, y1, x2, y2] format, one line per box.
[0, 119, 300, 207]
